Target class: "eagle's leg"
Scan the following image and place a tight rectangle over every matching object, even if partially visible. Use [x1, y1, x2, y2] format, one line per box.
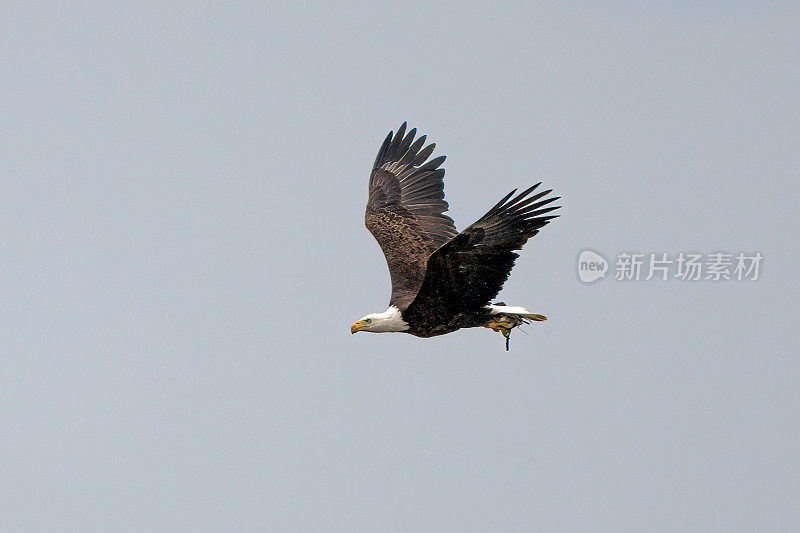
[483, 320, 514, 351]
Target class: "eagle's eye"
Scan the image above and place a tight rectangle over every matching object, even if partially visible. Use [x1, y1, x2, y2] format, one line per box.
[364, 318, 372, 324]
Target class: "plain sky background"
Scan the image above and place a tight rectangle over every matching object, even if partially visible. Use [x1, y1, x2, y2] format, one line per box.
[2, 2, 798, 531]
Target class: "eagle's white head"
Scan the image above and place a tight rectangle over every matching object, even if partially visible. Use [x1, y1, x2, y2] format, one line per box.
[350, 306, 410, 334]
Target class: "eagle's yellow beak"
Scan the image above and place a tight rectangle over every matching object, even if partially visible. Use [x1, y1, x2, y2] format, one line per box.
[350, 320, 366, 334]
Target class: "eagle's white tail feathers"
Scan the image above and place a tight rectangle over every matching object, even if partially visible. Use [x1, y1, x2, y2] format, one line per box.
[487, 305, 547, 321]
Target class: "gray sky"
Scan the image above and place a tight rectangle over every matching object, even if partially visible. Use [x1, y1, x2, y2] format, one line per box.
[2, 2, 798, 531]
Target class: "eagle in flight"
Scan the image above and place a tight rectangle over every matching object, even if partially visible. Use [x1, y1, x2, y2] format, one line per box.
[350, 123, 561, 350]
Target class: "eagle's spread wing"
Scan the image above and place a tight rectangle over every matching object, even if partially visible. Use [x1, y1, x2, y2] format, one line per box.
[365, 123, 458, 309]
[403, 184, 560, 322]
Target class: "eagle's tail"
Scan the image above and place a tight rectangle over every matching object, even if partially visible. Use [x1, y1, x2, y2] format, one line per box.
[483, 303, 547, 350]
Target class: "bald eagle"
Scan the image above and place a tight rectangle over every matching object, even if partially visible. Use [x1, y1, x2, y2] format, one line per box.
[350, 123, 561, 350]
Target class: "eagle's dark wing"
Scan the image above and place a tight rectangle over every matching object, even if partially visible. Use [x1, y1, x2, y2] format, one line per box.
[365, 123, 458, 309]
[403, 183, 560, 321]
